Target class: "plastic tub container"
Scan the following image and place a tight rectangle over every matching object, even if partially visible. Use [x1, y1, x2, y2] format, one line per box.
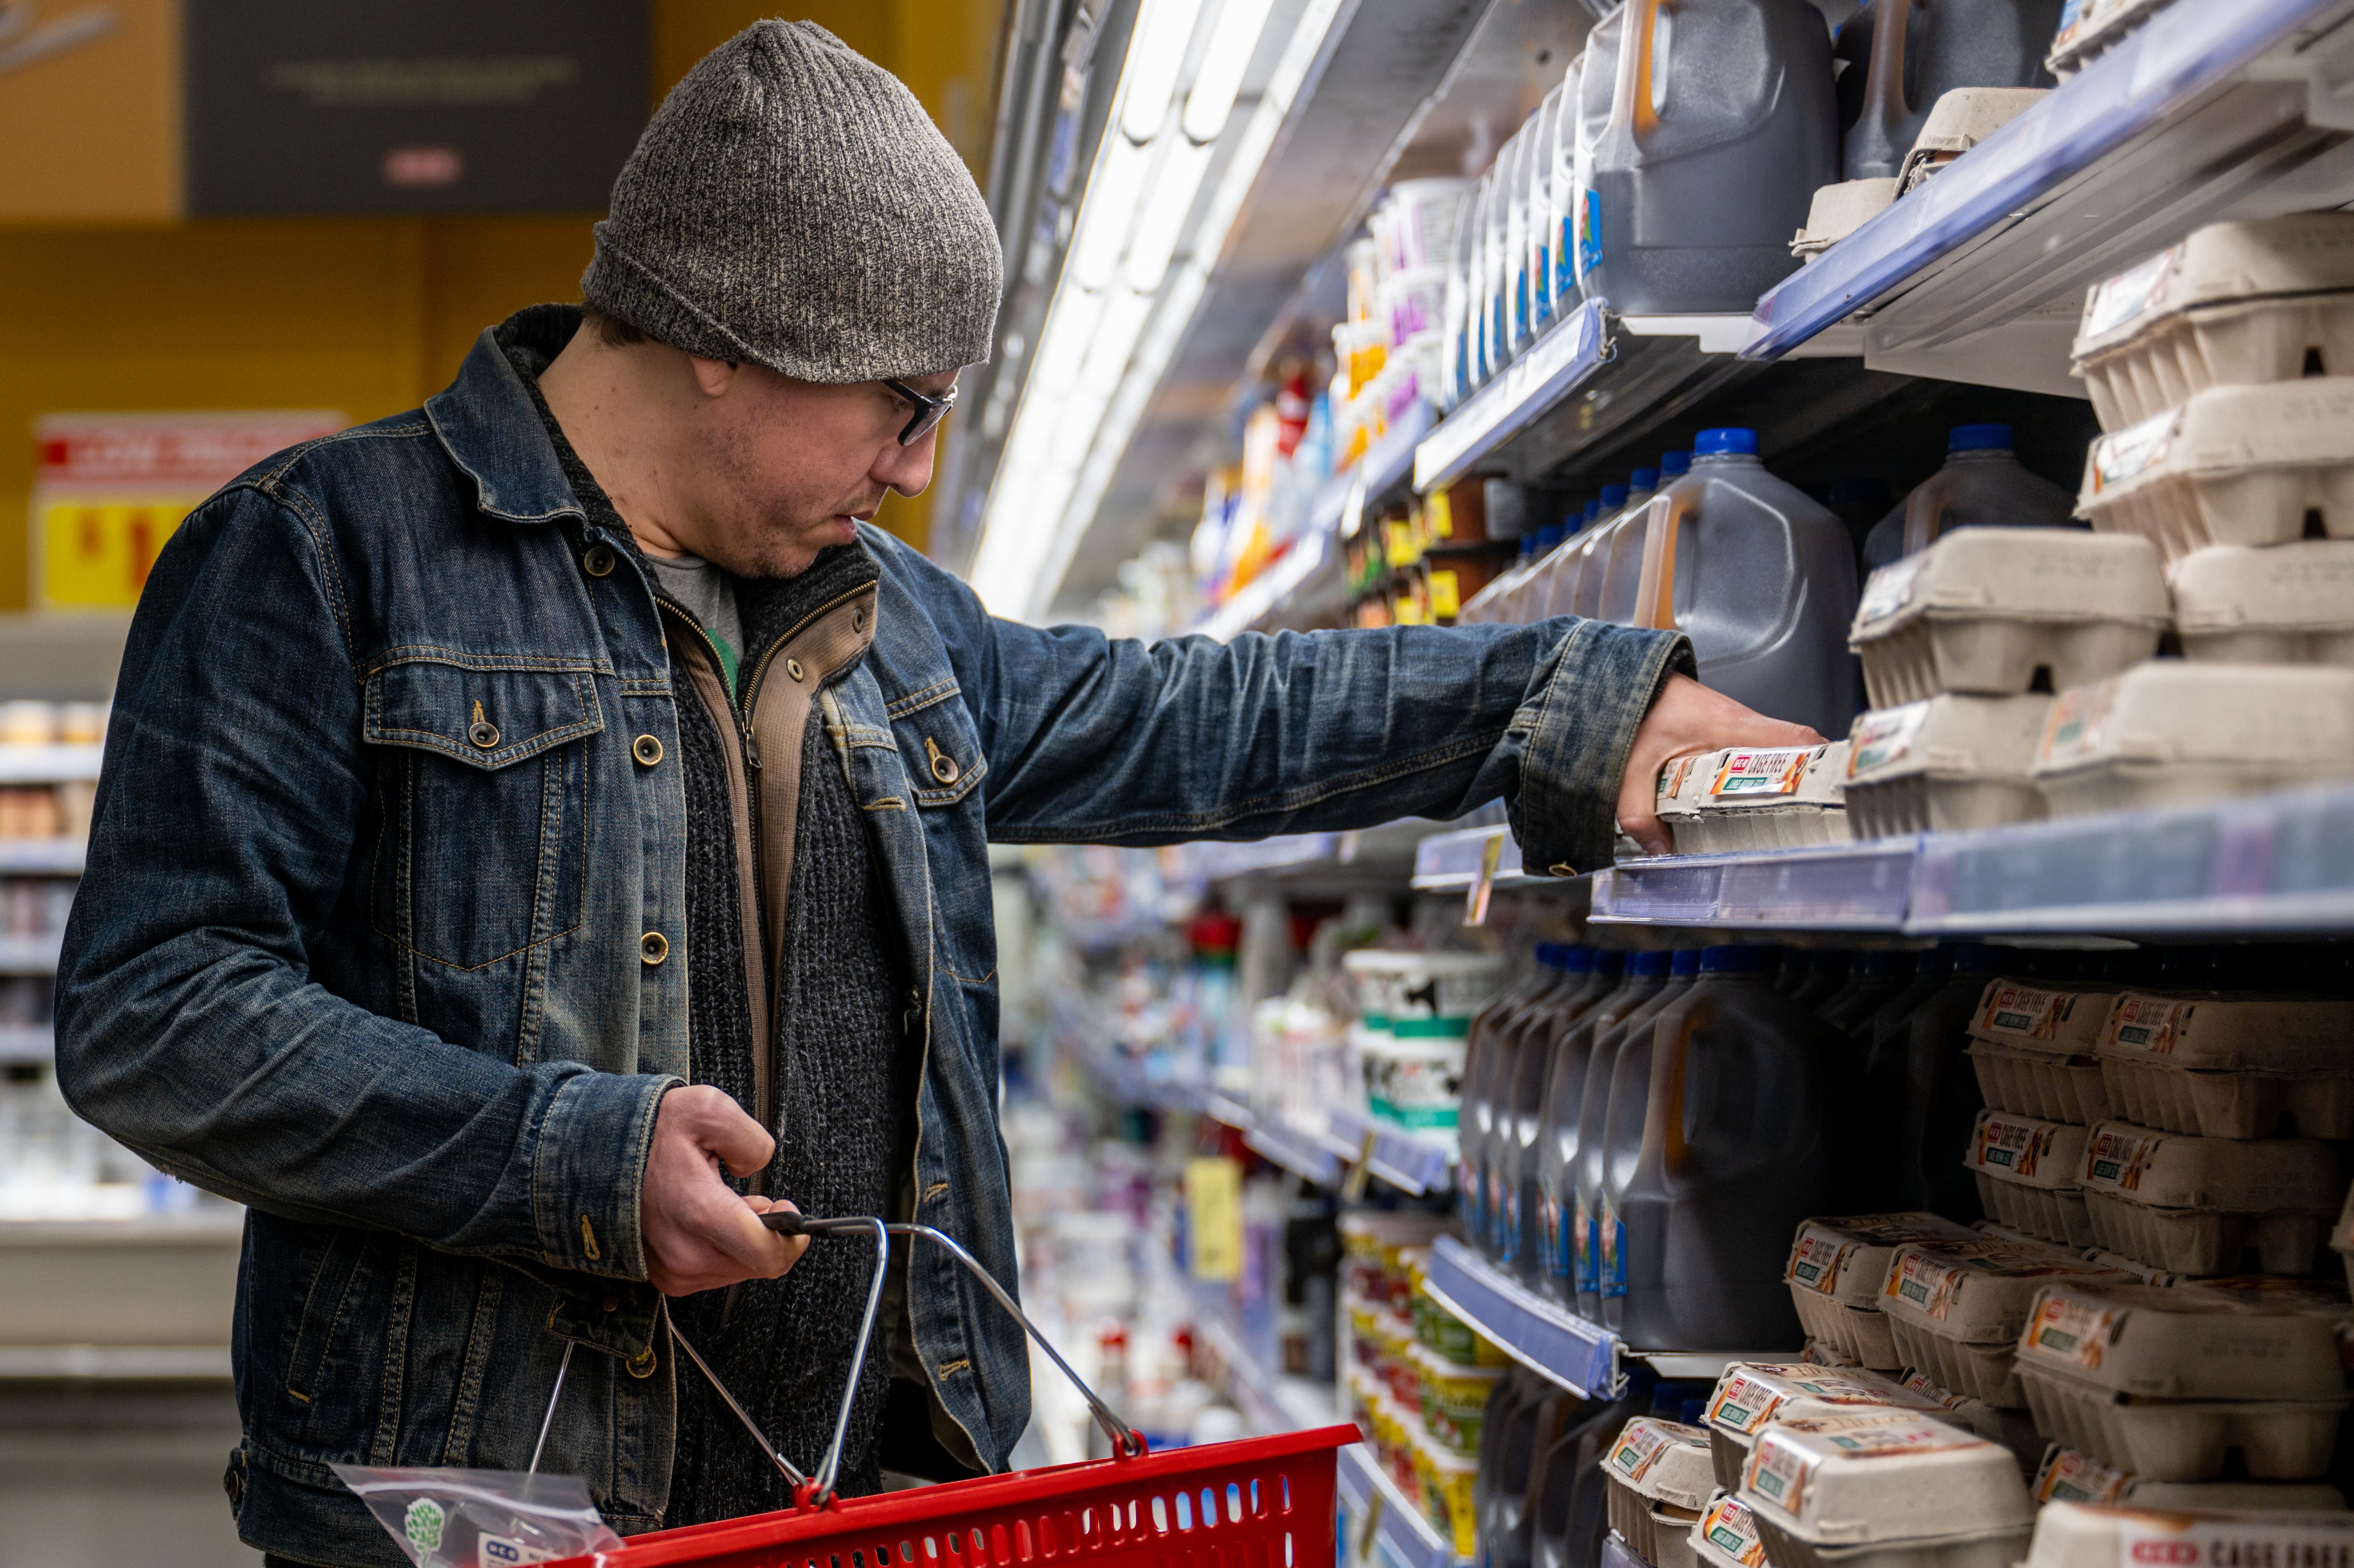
[2032, 662, 2354, 819]
[2076, 1120, 2343, 1276]
[1784, 1214, 1982, 1370]
[1702, 1366, 1956, 1492]
[1690, 1489, 1770, 1568]
[1963, 1109, 2093, 1246]
[1850, 530, 2168, 708]
[1739, 1414, 2034, 1568]
[2072, 215, 2354, 429]
[1420, 1350, 1507, 1455]
[1344, 950, 1505, 1134]
[1877, 1240, 2125, 1408]
[1843, 694, 2053, 837]
[2015, 1280, 2351, 1479]
[1669, 743, 1851, 853]
[1965, 978, 2119, 1125]
[2096, 991, 2354, 1139]
[2033, 1447, 2347, 1510]
[2170, 541, 2354, 667]
[1605, 1419, 1715, 1568]
[2076, 381, 2354, 561]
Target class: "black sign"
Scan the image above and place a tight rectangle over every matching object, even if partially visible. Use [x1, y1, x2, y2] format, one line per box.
[185, 1, 646, 214]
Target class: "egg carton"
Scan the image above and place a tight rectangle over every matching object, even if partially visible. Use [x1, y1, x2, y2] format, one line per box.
[1786, 1214, 1983, 1372]
[2172, 541, 2354, 667]
[1609, 1427, 1716, 1568]
[1702, 1365, 1954, 1492]
[2077, 381, 2354, 563]
[2047, 0, 2177, 80]
[2033, 1446, 2347, 1510]
[1896, 89, 2048, 197]
[2023, 1500, 2354, 1568]
[1667, 744, 1851, 853]
[1614, 1492, 1706, 1568]
[2081, 1192, 2334, 1278]
[2329, 1187, 2354, 1301]
[1738, 1414, 2032, 1568]
[1791, 1294, 1900, 1372]
[1690, 1490, 1770, 1568]
[2072, 215, 2354, 429]
[1842, 695, 2054, 837]
[1849, 532, 2168, 708]
[1895, 1376, 2046, 1478]
[2015, 1359, 2345, 1482]
[1792, 179, 1898, 262]
[2096, 990, 2354, 1139]
[2076, 1120, 2343, 1275]
[1802, 1337, 1866, 1369]
[2032, 661, 2354, 820]
[1965, 1110, 2094, 1247]
[1878, 1241, 2128, 1409]
[1965, 1039, 2112, 1124]
[2019, 1279, 2349, 1398]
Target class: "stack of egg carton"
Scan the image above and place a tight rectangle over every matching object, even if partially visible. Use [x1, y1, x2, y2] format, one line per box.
[2050, 213, 2354, 817]
[1962, 976, 2121, 1245]
[1653, 742, 1852, 853]
[1602, 1417, 1716, 1568]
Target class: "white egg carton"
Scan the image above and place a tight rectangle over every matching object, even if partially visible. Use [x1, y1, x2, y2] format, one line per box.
[2035, 1446, 2347, 1511]
[1701, 1364, 1956, 1492]
[2072, 215, 2354, 428]
[1792, 178, 1898, 262]
[1738, 1414, 2033, 1568]
[1786, 1214, 1983, 1371]
[2077, 1119, 2342, 1275]
[1690, 1490, 1770, 1568]
[2096, 991, 2354, 1139]
[1896, 1369, 2049, 1476]
[2027, 1501, 2354, 1568]
[1963, 1110, 2094, 1247]
[1877, 1241, 2126, 1408]
[2170, 540, 2354, 667]
[1842, 695, 2055, 838]
[1965, 979, 2121, 1124]
[1896, 89, 2048, 196]
[2076, 381, 2354, 563]
[1608, 1420, 1717, 1568]
[2047, 0, 2177, 80]
[1849, 532, 2169, 708]
[2032, 661, 2354, 820]
[1659, 744, 1851, 853]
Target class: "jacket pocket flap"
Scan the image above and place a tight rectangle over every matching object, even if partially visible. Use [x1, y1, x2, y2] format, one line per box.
[364, 661, 604, 770]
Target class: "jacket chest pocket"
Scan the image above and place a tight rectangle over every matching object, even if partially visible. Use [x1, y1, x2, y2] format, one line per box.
[363, 659, 604, 970]
[886, 688, 994, 979]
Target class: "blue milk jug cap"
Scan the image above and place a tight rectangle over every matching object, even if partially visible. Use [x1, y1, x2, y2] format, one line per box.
[1537, 524, 1566, 548]
[1629, 468, 1660, 491]
[1519, 535, 1539, 557]
[1583, 499, 1603, 523]
[1628, 951, 1672, 976]
[1590, 950, 1626, 973]
[1949, 423, 2013, 452]
[1532, 942, 1568, 966]
[1659, 451, 1692, 477]
[1543, 945, 1594, 972]
[1701, 944, 1775, 973]
[1669, 950, 1703, 975]
[1600, 484, 1629, 506]
[1695, 427, 1759, 457]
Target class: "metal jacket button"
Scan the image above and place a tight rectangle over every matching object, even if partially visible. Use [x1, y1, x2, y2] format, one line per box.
[468, 701, 499, 749]
[640, 931, 669, 965]
[925, 737, 959, 785]
[852, 608, 868, 632]
[631, 734, 663, 766]
[785, 658, 806, 683]
[582, 544, 616, 577]
[625, 1345, 657, 1379]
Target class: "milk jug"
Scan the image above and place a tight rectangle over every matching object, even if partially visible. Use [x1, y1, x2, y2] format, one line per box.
[1504, 951, 1632, 1285]
[1842, 0, 2064, 181]
[1862, 424, 2081, 572]
[1484, 947, 1597, 1258]
[1862, 942, 1999, 1218]
[1597, 455, 1686, 624]
[1579, 0, 1838, 313]
[1564, 6, 1626, 304]
[1538, 951, 1669, 1305]
[1572, 949, 1698, 1322]
[1459, 946, 1559, 1244]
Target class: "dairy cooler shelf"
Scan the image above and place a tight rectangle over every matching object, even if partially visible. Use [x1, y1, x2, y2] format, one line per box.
[1195, 1308, 1338, 1440]
[0, 839, 84, 874]
[1337, 1439, 1466, 1568]
[0, 744, 102, 785]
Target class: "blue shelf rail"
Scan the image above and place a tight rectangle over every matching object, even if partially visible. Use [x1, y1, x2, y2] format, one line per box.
[1421, 1235, 1622, 1399]
[1414, 300, 1611, 494]
[1337, 1441, 1466, 1568]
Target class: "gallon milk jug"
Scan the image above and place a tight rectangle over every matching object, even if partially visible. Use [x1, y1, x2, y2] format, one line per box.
[1485, 947, 1596, 1258]
[1540, 952, 1670, 1305]
[1460, 944, 1565, 1242]
[1442, 178, 1484, 410]
[1483, 1380, 1574, 1568]
[1473, 1368, 1542, 1544]
[1862, 942, 1999, 1218]
[1552, 485, 1628, 619]
[1573, 949, 1699, 1321]
[1532, 1377, 1654, 1568]
[1530, 80, 1571, 338]
[1501, 124, 1536, 368]
[1817, 949, 1909, 1033]
[1843, 0, 2063, 181]
[1598, 454, 1686, 623]
[1569, 479, 1645, 619]
[1789, 949, 1850, 1011]
[1579, 0, 1838, 313]
[1861, 424, 2081, 571]
[1605, 945, 1845, 1348]
[1630, 427, 1861, 738]
[1564, 6, 1626, 305]
[1501, 952, 1621, 1276]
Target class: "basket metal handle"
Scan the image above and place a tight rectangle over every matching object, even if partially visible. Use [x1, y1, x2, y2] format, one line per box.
[672, 1215, 1144, 1510]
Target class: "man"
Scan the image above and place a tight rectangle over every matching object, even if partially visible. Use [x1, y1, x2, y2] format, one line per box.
[55, 20, 1814, 1566]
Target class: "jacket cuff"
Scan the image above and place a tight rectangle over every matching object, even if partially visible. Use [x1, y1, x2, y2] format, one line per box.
[532, 1070, 678, 1282]
[1509, 620, 1695, 876]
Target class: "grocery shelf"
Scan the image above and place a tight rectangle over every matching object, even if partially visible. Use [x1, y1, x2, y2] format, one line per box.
[1414, 301, 1612, 495]
[1420, 1235, 1622, 1399]
[0, 743, 102, 784]
[0, 1345, 233, 1380]
[0, 1025, 51, 1064]
[1747, 0, 2354, 391]
[1410, 825, 1531, 892]
[1324, 1107, 1454, 1197]
[1590, 839, 1923, 932]
[0, 934, 63, 973]
[1337, 1440, 1466, 1568]
[0, 839, 85, 874]
[1196, 1309, 1337, 1439]
[1243, 1114, 1348, 1189]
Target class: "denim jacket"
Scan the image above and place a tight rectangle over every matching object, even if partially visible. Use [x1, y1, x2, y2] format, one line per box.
[54, 314, 1689, 1563]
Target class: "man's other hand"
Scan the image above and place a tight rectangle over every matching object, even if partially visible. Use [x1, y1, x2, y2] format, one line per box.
[1617, 674, 1823, 857]
[642, 1084, 807, 1296]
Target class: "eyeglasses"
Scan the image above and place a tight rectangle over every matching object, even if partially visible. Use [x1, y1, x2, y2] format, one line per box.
[882, 378, 958, 446]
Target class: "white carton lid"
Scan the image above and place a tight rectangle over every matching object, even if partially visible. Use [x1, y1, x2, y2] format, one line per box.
[2098, 991, 2354, 1072]
[1968, 978, 2120, 1055]
[1655, 750, 1717, 824]
[1851, 529, 2169, 638]
[2080, 382, 2354, 512]
[1701, 1364, 1948, 1438]
[2016, 1279, 2347, 1399]
[1695, 743, 1847, 812]
[1786, 1213, 1983, 1311]
[2079, 1120, 2343, 1213]
[2074, 214, 2354, 360]
[1963, 1108, 2091, 1192]
[1607, 1417, 1717, 1510]
[1739, 1413, 2031, 1545]
[2026, 1501, 2354, 1568]
[2170, 541, 2354, 635]
[1878, 1240, 2127, 1343]
[1846, 693, 2054, 786]
[2034, 661, 2354, 774]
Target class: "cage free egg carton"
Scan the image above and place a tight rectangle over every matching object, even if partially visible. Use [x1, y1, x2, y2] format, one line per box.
[1785, 1214, 1982, 1370]
[2077, 381, 2354, 563]
[2096, 991, 2354, 1139]
[1657, 744, 1851, 854]
[1842, 694, 2054, 838]
[2072, 215, 2354, 429]
[2033, 1446, 2348, 1512]
[1701, 1364, 1958, 1493]
[1877, 1240, 2128, 1408]
[2170, 541, 2354, 667]
[1849, 532, 2168, 709]
[1965, 979, 2120, 1125]
[1962, 1109, 2093, 1246]
[2014, 1281, 2350, 1480]
[1738, 1414, 2033, 1568]
[2032, 661, 2354, 819]
[1689, 1489, 1770, 1568]
[1605, 1418, 1716, 1568]
[1894, 1368, 2048, 1476]
[2077, 1119, 2342, 1276]
[2025, 1502, 2354, 1568]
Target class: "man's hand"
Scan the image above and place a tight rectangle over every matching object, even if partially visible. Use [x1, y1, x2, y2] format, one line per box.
[1616, 674, 1825, 856]
[641, 1084, 807, 1297]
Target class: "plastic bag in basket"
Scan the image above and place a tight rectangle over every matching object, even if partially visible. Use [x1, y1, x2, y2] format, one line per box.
[332, 1464, 624, 1566]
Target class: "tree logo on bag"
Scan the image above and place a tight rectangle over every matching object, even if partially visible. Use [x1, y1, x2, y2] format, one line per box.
[404, 1497, 446, 1553]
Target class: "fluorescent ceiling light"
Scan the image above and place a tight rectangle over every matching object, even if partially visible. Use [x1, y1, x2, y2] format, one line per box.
[1182, 0, 1276, 143]
[1119, 0, 1207, 143]
[1065, 136, 1151, 290]
[1121, 137, 1215, 294]
[1081, 289, 1158, 395]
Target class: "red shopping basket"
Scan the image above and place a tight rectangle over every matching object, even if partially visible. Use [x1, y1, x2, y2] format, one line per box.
[551, 1218, 1361, 1568]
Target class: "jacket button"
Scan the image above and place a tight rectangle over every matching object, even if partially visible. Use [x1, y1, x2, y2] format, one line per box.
[625, 1345, 657, 1379]
[468, 720, 500, 749]
[785, 658, 806, 683]
[582, 544, 616, 578]
[631, 733, 664, 766]
[853, 608, 868, 633]
[926, 738, 959, 785]
[640, 931, 669, 965]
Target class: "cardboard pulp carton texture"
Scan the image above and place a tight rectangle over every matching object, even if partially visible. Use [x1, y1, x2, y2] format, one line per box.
[1961, 1110, 2093, 1247]
[1784, 1214, 1981, 1371]
[2096, 991, 2354, 1139]
[2077, 380, 2354, 561]
[2170, 541, 2354, 667]
[1738, 1414, 2033, 1568]
[1665, 744, 1850, 853]
[1966, 979, 2120, 1126]
[2073, 215, 2354, 428]
[1876, 1241, 2130, 1408]
[1843, 694, 2053, 837]
[1896, 1368, 2048, 1476]
[1897, 89, 2048, 196]
[2034, 1445, 2349, 1511]
[1700, 1364, 1958, 1494]
[2023, 1502, 2354, 1568]
[2013, 1281, 2350, 1480]
[1606, 1419, 1715, 1568]
[2032, 661, 2354, 818]
[2076, 1120, 2342, 1276]
[1850, 531, 2168, 708]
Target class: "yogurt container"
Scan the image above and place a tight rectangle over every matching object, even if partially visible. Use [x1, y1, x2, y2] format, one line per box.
[2077, 381, 2354, 561]
[1690, 1489, 1771, 1568]
[1877, 1240, 2127, 1407]
[1962, 1110, 2093, 1247]
[2076, 1119, 2342, 1276]
[1784, 1214, 1983, 1371]
[1701, 1364, 1957, 1491]
[1843, 694, 2054, 838]
[1738, 1414, 2033, 1568]
[2096, 991, 2354, 1140]
[1343, 950, 1504, 1134]
[1606, 1418, 1716, 1568]
[1849, 531, 2168, 708]
[2170, 542, 2354, 667]
[1966, 980, 2120, 1126]
[1677, 743, 1852, 853]
[2032, 661, 2354, 820]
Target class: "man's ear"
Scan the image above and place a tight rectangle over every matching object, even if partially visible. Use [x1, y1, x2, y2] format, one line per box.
[687, 354, 739, 399]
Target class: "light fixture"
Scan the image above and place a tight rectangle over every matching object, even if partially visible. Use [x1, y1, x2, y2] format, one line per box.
[1182, 0, 1277, 144]
[1119, 0, 1206, 142]
[1121, 137, 1215, 294]
[1064, 137, 1150, 291]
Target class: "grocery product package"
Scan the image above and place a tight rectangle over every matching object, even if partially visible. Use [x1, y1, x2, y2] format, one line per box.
[332, 1465, 622, 1567]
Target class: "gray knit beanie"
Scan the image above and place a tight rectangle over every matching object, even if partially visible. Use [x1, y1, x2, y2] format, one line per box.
[581, 21, 1002, 384]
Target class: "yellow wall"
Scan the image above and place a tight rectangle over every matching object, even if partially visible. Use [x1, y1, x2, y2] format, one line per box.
[0, 0, 1002, 607]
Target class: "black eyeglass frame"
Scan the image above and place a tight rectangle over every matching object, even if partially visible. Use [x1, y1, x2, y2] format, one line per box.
[882, 378, 958, 446]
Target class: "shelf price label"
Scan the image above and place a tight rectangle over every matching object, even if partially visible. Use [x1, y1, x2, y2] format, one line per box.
[1185, 1157, 1243, 1282]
